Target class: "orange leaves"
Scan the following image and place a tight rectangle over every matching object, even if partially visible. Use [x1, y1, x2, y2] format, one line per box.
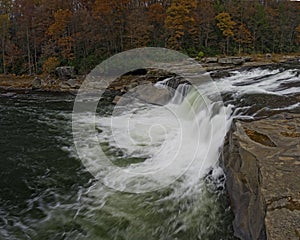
[234, 23, 253, 45]
[93, 0, 111, 16]
[42, 56, 60, 74]
[47, 9, 72, 37]
[215, 12, 236, 38]
[47, 9, 74, 61]
[148, 3, 165, 23]
[57, 36, 74, 59]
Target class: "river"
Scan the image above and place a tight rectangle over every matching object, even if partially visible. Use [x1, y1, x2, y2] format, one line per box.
[0, 64, 299, 240]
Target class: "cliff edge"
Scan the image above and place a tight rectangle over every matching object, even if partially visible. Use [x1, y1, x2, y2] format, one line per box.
[223, 113, 300, 240]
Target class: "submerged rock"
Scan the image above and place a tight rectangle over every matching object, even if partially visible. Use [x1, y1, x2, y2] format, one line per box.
[223, 113, 300, 240]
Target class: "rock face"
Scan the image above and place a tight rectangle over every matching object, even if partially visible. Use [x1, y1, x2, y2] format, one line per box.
[223, 113, 300, 240]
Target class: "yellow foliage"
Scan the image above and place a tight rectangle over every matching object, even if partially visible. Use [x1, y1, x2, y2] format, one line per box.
[215, 12, 236, 38]
[296, 24, 300, 43]
[47, 9, 73, 37]
[234, 23, 252, 44]
[165, 0, 197, 49]
[42, 57, 60, 74]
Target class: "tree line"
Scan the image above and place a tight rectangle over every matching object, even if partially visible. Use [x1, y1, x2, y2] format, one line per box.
[0, 0, 299, 75]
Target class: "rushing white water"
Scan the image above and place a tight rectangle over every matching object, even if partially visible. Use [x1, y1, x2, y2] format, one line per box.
[70, 81, 234, 239]
[70, 66, 299, 239]
[72, 82, 233, 192]
[213, 68, 300, 96]
[94, 86, 232, 193]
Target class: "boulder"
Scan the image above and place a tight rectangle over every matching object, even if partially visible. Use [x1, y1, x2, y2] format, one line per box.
[129, 83, 172, 105]
[223, 113, 300, 240]
[232, 58, 245, 65]
[205, 57, 219, 63]
[242, 56, 253, 62]
[266, 53, 272, 59]
[218, 58, 233, 64]
[65, 79, 78, 88]
[55, 66, 75, 79]
[31, 77, 42, 90]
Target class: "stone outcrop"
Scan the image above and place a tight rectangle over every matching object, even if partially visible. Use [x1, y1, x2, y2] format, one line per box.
[218, 57, 246, 65]
[55, 66, 75, 79]
[31, 77, 42, 90]
[223, 113, 300, 240]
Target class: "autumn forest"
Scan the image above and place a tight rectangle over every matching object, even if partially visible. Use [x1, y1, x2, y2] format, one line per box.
[0, 0, 299, 75]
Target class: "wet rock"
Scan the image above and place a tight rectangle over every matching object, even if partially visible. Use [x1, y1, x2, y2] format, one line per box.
[1, 92, 16, 97]
[31, 77, 42, 90]
[112, 95, 122, 104]
[129, 83, 172, 105]
[210, 70, 232, 79]
[158, 76, 189, 90]
[223, 113, 300, 240]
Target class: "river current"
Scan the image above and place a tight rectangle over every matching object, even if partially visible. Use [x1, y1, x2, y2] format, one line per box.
[0, 64, 299, 240]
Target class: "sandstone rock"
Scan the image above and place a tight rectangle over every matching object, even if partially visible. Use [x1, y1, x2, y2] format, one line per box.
[129, 83, 172, 105]
[65, 79, 78, 88]
[232, 58, 245, 65]
[218, 58, 233, 64]
[112, 95, 122, 104]
[205, 57, 219, 63]
[223, 113, 300, 240]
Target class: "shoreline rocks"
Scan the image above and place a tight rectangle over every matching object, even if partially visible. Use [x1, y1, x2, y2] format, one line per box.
[0, 56, 299, 95]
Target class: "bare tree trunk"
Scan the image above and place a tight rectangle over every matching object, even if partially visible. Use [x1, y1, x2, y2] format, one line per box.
[34, 31, 38, 74]
[26, 27, 32, 75]
[226, 37, 229, 55]
[1, 21, 6, 74]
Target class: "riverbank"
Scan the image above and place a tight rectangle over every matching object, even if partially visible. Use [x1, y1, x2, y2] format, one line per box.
[0, 54, 299, 95]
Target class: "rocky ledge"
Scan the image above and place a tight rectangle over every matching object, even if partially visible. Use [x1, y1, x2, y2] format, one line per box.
[223, 113, 300, 240]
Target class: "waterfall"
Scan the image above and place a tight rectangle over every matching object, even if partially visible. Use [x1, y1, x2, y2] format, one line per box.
[70, 82, 235, 239]
[89, 82, 233, 193]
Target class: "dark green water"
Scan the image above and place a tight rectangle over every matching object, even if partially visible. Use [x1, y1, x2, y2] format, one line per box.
[0, 93, 234, 240]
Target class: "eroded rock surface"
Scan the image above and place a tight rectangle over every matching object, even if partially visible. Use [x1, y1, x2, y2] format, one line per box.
[224, 113, 300, 240]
